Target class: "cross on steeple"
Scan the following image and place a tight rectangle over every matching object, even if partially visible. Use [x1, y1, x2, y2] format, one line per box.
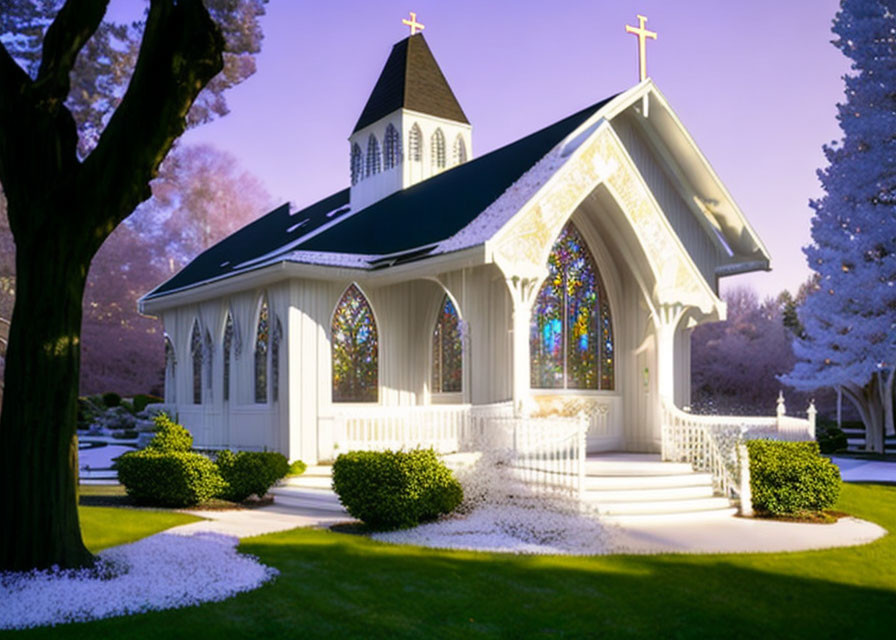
[625, 14, 657, 82]
[402, 11, 425, 36]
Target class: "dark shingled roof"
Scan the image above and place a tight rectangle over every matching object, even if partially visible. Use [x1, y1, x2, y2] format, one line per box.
[145, 95, 615, 300]
[148, 191, 350, 297]
[352, 34, 468, 133]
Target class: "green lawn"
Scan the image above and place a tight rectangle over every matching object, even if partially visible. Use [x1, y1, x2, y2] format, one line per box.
[79, 506, 201, 553]
[17, 483, 896, 639]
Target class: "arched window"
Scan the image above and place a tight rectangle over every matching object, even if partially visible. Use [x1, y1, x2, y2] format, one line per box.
[431, 295, 463, 393]
[223, 313, 234, 402]
[271, 317, 282, 402]
[408, 123, 422, 162]
[530, 222, 614, 390]
[332, 284, 378, 403]
[350, 143, 363, 185]
[191, 320, 202, 404]
[452, 134, 467, 165]
[254, 297, 269, 403]
[365, 135, 381, 177]
[204, 329, 213, 398]
[164, 334, 176, 404]
[431, 128, 446, 170]
[384, 124, 402, 169]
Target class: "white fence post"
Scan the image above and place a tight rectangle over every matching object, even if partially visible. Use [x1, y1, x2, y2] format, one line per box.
[807, 400, 817, 441]
[738, 443, 752, 517]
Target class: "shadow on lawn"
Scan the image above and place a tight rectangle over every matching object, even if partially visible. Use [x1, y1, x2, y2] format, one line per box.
[18, 526, 894, 640]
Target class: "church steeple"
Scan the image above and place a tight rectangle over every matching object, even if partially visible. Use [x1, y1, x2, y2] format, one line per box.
[349, 32, 472, 212]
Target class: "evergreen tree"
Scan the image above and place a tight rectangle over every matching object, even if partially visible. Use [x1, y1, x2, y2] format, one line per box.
[783, 0, 896, 452]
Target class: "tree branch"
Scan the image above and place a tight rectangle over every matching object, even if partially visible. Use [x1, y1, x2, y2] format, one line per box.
[80, 0, 224, 238]
[33, 0, 109, 104]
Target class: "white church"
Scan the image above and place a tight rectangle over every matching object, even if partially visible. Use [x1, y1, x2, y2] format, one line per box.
[140, 19, 791, 491]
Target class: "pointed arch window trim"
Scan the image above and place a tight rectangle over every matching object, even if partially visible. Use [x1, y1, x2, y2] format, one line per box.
[431, 294, 463, 394]
[164, 333, 176, 404]
[408, 123, 423, 162]
[331, 283, 379, 403]
[350, 143, 363, 185]
[431, 128, 446, 170]
[452, 134, 467, 165]
[190, 319, 203, 404]
[222, 311, 234, 402]
[254, 295, 270, 404]
[365, 134, 382, 177]
[384, 123, 402, 170]
[530, 222, 615, 391]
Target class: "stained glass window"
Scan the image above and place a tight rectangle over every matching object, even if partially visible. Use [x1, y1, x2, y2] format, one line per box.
[164, 334, 176, 404]
[350, 143, 362, 185]
[452, 134, 467, 165]
[223, 313, 233, 402]
[431, 295, 463, 393]
[530, 222, 614, 390]
[191, 320, 202, 404]
[365, 134, 381, 177]
[332, 284, 378, 403]
[271, 317, 282, 403]
[254, 297, 269, 403]
[408, 123, 422, 162]
[384, 124, 402, 169]
[431, 128, 446, 169]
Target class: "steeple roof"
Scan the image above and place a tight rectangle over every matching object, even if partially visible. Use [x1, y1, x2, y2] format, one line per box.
[352, 33, 469, 133]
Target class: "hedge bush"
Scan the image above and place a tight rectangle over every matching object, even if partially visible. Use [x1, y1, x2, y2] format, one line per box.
[102, 392, 122, 408]
[332, 449, 463, 530]
[216, 450, 290, 502]
[287, 459, 307, 477]
[746, 440, 841, 516]
[133, 393, 163, 413]
[816, 421, 849, 454]
[146, 414, 193, 452]
[116, 450, 225, 507]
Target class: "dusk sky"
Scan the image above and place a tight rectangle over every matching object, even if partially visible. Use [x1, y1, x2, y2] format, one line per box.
[166, 0, 847, 300]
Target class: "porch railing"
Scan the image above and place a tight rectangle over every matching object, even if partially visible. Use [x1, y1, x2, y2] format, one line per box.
[661, 395, 817, 501]
[332, 401, 588, 500]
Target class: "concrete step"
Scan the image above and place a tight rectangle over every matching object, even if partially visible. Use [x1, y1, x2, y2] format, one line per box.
[600, 506, 739, 525]
[589, 496, 732, 516]
[584, 484, 714, 503]
[269, 487, 346, 514]
[584, 458, 694, 476]
[583, 472, 714, 490]
[282, 475, 333, 489]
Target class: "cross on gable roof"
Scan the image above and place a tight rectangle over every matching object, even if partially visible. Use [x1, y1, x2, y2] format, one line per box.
[352, 33, 469, 133]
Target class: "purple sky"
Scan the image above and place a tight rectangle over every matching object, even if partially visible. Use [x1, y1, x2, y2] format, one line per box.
[175, 0, 847, 300]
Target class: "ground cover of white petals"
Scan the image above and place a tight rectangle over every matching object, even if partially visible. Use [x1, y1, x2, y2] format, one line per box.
[0, 532, 277, 631]
[373, 502, 617, 555]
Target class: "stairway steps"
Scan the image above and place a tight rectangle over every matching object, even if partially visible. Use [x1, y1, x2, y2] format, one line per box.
[584, 485, 714, 503]
[600, 507, 739, 525]
[584, 459, 694, 475]
[584, 472, 714, 490]
[588, 496, 732, 515]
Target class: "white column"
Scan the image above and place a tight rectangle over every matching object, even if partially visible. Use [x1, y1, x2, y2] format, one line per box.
[505, 275, 541, 417]
[654, 304, 686, 403]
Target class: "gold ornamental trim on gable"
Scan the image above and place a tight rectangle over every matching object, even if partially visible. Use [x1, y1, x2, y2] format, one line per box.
[492, 123, 708, 307]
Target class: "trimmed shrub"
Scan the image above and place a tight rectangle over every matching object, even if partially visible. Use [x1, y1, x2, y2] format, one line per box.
[116, 450, 225, 507]
[102, 392, 122, 408]
[216, 451, 290, 502]
[287, 459, 307, 477]
[145, 414, 193, 452]
[332, 449, 463, 530]
[746, 440, 841, 516]
[76, 396, 104, 430]
[133, 394, 163, 413]
[816, 421, 849, 454]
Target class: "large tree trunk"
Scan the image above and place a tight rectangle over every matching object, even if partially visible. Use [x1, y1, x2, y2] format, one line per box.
[0, 0, 224, 571]
[842, 379, 886, 454]
[0, 228, 94, 570]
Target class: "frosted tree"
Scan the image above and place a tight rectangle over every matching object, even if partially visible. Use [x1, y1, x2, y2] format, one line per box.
[783, 0, 896, 452]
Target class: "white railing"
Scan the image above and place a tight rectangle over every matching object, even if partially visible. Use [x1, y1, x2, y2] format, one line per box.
[334, 404, 471, 454]
[661, 394, 817, 501]
[332, 401, 588, 500]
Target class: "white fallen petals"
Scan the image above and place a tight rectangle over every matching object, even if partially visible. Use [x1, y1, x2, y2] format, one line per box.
[373, 451, 616, 555]
[0, 532, 277, 630]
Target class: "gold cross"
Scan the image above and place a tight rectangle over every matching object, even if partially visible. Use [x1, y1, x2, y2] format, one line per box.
[402, 11, 425, 36]
[625, 14, 657, 82]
